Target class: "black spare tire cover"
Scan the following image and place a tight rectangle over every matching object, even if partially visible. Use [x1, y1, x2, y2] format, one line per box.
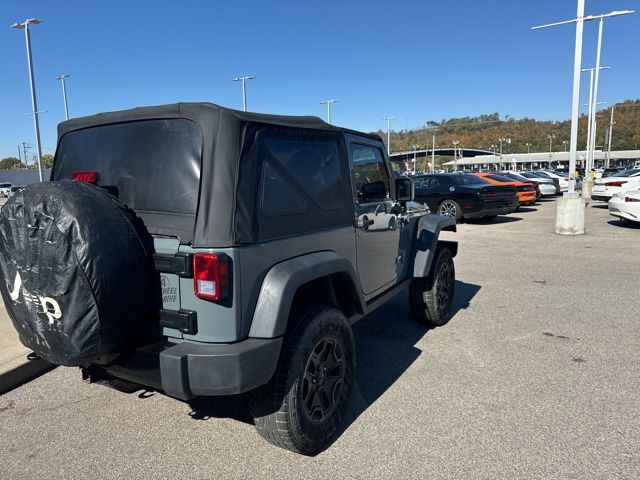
[0, 180, 161, 366]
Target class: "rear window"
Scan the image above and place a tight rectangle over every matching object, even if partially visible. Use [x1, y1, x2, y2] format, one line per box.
[0, 184, 11, 188]
[450, 174, 486, 186]
[486, 174, 513, 183]
[53, 119, 202, 215]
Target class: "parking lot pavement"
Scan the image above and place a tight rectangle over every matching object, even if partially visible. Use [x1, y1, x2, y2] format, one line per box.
[1, 199, 638, 480]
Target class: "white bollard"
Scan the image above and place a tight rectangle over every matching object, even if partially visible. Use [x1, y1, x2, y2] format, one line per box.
[555, 192, 585, 235]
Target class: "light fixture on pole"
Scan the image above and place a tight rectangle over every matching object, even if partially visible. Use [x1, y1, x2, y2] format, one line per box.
[11, 18, 45, 182]
[320, 99, 338, 123]
[56, 74, 71, 120]
[383, 116, 395, 155]
[232, 75, 255, 112]
[532, 8, 634, 192]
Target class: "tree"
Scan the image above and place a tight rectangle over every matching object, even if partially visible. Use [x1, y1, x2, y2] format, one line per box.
[42, 154, 54, 168]
[0, 157, 25, 169]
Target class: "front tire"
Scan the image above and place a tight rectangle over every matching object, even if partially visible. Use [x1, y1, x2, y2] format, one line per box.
[249, 307, 355, 456]
[410, 248, 456, 327]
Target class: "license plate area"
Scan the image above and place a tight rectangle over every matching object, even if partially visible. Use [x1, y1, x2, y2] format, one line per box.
[160, 273, 181, 311]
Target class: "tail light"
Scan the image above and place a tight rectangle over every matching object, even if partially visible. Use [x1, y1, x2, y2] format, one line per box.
[606, 181, 627, 187]
[193, 253, 230, 303]
[625, 196, 640, 203]
[72, 170, 97, 183]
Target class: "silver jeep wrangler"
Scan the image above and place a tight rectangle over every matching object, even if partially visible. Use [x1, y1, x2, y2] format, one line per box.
[0, 103, 457, 455]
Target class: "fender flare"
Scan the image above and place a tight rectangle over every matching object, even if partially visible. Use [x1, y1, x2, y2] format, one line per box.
[248, 251, 365, 338]
[413, 214, 457, 278]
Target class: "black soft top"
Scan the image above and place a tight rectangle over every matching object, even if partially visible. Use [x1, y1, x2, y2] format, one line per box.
[57, 102, 380, 141]
[55, 103, 380, 247]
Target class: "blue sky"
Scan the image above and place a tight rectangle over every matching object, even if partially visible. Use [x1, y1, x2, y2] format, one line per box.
[1, 0, 638, 159]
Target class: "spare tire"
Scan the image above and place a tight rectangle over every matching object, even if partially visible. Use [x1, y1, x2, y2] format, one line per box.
[0, 180, 161, 366]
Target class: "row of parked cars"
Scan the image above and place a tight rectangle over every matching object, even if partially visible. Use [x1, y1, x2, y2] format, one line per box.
[0, 183, 24, 199]
[407, 170, 564, 222]
[592, 168, 640, 225]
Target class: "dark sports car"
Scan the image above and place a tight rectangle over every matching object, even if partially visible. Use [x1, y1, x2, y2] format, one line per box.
[413, 173, 518, 221]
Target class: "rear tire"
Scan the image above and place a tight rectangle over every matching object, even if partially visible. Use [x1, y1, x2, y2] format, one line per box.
[410, 248, 456, 327]
[249, 306, 355, 456]
[438, 199, 462, 222]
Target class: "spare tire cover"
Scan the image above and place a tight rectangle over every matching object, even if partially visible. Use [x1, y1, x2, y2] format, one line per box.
[0, 180, 161, 366]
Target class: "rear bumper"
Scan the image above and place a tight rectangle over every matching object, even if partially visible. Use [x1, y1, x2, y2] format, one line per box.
[591, 194, 612, 202]
[517, 192, 537, 205]
[104, 337, 283, 400]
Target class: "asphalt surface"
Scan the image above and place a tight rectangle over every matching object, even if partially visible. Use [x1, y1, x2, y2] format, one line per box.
[1, 199, 639, 480]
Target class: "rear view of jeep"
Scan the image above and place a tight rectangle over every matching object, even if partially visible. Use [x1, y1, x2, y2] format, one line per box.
[0, 103, 457, 455]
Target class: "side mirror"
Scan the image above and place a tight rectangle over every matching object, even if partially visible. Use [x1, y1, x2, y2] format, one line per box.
[395, 177, 414, 202]
[360, 181, 387, 202]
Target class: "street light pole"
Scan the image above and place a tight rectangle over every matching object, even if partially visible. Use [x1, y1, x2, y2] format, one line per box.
[431, 133, 436, 173]
[532, 7, 635, 192]
[606, 105, 615, 168]
[21, 142, 31, 168]
[320, 99, 338, 123]
[588, 18, 605, 174]
[56, 74, 71, 120]
[12, 18, 44, 182]
[233, 75, 255, 112]
[452, 140, 460, 171]
[384, 116, 394, 155]
[585, 69, 595, 163]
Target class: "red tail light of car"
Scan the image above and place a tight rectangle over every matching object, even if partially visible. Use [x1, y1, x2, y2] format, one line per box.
[606, 181, 627, 187]
[625, 196, 640, 203]
[71, 171, 97, 183]
[193, 253, 230, 303]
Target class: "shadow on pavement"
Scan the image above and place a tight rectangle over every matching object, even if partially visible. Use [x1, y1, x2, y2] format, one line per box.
[517, 207, 538, 213]
[467, 216, 522, 225]
[184, 280, 482, 453]
[337, 280, 481, 449]
[188, 395, 254, 425]
[608, 219, 640, 229]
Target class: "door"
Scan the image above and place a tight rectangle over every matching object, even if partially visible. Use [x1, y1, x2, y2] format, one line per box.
[348, 139, 401, 295]
[415, 175, 448, 212]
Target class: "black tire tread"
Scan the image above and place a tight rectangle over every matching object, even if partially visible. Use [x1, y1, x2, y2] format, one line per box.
[249, 306, 354, 455]
[410, 248, 455, 327]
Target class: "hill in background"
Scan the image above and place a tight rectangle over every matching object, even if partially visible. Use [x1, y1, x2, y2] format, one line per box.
[377, 99, 640, 156]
